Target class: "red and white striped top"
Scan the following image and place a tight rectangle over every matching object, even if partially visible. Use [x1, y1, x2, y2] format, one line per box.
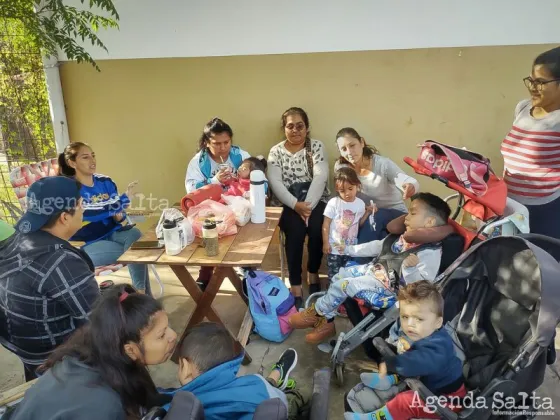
[501, 99, 560, 205]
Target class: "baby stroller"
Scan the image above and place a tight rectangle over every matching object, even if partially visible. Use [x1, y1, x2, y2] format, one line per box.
[369, 234, 560, 420]
[326, 144, 530, 386]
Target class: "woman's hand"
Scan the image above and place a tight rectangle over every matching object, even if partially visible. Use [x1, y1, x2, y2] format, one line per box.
[323, 243, 331, 254]
[402, 183, 415, 200]
[126, 181, 139, 197]
[113, 213, 125, 223]
[294, 201, 312, 219]
[215, 167, 233, 184]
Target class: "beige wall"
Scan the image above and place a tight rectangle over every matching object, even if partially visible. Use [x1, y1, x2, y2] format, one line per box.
[59, 44, 556, 206]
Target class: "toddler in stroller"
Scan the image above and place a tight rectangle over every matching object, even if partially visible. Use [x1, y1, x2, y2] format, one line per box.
[345, 280, 466, 420]
[345, 234, 560, 420]
[288, 193, 455, 345]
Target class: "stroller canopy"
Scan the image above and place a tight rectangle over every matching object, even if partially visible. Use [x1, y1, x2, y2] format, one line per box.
[440, 235, 560, 352]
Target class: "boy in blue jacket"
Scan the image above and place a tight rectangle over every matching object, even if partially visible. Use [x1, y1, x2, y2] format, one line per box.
[345, 281, 466, 420]
[161, 322, 301, 420]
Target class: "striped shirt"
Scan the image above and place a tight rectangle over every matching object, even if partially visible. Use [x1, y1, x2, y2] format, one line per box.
[501, 99, 560, 205]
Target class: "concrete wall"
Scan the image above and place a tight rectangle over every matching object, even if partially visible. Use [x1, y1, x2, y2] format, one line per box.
[59, 44, 557, 205]
[62, 0, 560, 59]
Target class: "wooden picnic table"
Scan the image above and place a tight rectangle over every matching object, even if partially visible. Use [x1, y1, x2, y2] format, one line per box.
[117, 207, 282, 364]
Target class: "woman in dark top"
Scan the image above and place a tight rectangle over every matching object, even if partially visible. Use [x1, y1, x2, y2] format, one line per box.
[10, 284, 177, 420]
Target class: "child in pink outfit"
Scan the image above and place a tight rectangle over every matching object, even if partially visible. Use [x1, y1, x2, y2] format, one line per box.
[224, 157, 267, 197]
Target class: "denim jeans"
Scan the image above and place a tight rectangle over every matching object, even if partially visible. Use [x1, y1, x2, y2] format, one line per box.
[83, 227, 151, 295]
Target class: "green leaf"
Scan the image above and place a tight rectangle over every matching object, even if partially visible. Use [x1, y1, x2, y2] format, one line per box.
[0, 0, 119, 71]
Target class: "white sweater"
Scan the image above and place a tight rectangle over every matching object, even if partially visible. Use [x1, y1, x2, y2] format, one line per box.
[335, 155, 419, 212]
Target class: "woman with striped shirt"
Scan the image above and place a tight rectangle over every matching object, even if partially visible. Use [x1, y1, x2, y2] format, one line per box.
[501, 46, 560, 238]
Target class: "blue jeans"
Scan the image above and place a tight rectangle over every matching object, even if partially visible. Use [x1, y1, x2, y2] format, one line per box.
[525, 197, 560, 240]
[83, 227, 151, 295]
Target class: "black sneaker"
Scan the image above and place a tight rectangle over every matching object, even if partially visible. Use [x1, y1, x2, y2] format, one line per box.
[270, 348, 298, 391]
[196, 281, 208, 292]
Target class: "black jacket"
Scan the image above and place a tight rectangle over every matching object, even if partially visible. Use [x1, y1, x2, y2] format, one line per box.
[0, 231, 99, 365]
[10, 357, 126, 420]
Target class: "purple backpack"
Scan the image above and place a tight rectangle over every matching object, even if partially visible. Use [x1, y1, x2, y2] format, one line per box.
[246, 270, 297, 342]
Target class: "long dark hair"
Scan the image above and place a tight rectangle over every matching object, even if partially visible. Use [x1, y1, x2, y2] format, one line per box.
[40, 284, 164, 417]
[534, 46, 560, 79]
[335, 127, 378, 166]
[281, 107, 314, 176]
[198, 117, 234, 152]
[58, 142, 90, 177]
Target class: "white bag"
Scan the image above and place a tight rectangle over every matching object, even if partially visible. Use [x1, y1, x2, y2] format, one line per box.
[156, 208, 194, 246]
[222, 195, 251, 226]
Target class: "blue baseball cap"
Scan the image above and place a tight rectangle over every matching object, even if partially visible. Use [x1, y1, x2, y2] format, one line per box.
[15, 176, 82, 234]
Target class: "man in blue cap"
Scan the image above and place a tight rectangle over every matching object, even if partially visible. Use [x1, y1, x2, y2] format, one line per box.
[0, 176, 100, 381]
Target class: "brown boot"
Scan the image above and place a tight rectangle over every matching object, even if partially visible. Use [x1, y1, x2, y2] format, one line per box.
[288, 305, 321, 329]
[305, 318, 336, 344]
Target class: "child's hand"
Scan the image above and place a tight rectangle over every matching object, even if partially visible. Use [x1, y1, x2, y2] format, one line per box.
[402, 183, 416, 200]
[378, 362, 387, 377]
[323, 243, 331, 254]
[365, 201, 378, 215]
[335, 244, 346, 254]
[402, 254, 420, 268]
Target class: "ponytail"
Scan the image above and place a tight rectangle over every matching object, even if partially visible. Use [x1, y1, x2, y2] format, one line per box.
[41, 284, 164, 417]
[58, 142, 90, 177]
[57, 152, 76, 177]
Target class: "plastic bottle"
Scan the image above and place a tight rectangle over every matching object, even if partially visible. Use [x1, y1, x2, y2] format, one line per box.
[249, 169, 266, 223]
[202, 219, 219, 257]
[163, 219, 184, 256]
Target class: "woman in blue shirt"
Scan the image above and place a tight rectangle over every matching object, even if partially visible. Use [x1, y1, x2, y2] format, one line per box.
[58, 142, 151, 295]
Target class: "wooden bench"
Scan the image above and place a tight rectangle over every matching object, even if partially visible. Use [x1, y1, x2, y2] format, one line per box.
[0, 378, 37, 414]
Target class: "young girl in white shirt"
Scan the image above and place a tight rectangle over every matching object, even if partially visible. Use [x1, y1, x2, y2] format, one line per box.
[322, 167, 374, 281]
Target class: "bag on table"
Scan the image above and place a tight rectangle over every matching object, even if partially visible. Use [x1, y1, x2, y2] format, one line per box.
[246, 270, 297, 343]
[417, 140, 493, 195]
[221, 195, 251, 226]
[186, 199, 237, 238]
[156, 208, 194, 245]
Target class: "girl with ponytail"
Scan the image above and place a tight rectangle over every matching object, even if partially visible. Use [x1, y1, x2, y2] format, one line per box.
[10, 284, 177, 419]
[58, 143, 151, 295]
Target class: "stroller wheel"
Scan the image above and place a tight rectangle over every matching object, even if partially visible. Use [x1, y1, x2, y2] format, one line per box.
[334, 364, 345, 387]
[305, 291, 326, 309]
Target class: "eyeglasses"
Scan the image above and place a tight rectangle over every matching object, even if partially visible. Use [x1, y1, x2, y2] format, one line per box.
[523, 77, 560, 92]
[285, 123, 306, 132]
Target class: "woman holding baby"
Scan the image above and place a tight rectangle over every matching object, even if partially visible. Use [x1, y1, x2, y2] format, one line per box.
[184, 117, 252, 289]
